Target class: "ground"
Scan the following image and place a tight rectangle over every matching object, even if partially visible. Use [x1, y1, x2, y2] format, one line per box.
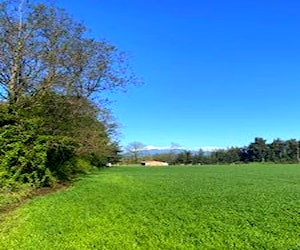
[0, 164, 299, 249]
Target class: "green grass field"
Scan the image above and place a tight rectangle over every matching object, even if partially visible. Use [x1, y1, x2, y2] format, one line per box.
[1, 164, 300, 249]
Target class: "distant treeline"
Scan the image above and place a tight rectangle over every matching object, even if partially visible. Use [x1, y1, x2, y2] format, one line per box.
[139, 138, 300, 165]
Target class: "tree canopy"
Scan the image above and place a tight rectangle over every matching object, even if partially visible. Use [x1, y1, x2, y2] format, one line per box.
[0, 0, 135, 105]
[0, 0, 135, 189]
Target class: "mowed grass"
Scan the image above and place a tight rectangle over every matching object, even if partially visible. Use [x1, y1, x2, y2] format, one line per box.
[1, 164, 300, 249]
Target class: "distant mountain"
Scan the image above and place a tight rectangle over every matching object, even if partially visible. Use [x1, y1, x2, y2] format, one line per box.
[139, 148, 184, 156]
[138, 148, 216, 156]
[122, 145, 220, 157]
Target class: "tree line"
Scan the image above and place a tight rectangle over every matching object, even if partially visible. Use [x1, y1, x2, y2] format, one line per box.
[0, 0, 132, 190]
[129, 137, 300, 165]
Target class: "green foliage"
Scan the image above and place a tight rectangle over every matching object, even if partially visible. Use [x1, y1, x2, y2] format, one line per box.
[26, 91, 119, 167]
[0, 117, 78, 187]
[1, 164, 300, 249]
[73, 158, 97, 173]
[0, 0, 126, 190]
[0, 89, 122, 189]
[132, 137, 300, 165]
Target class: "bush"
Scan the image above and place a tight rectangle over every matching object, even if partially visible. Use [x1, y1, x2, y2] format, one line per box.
[0, 118, 78, 187]
[0, 94, 121, 189]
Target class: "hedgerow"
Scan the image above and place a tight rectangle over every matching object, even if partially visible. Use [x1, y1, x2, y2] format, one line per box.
[0, 117, 78, 188]
[0, 81, 124, 192]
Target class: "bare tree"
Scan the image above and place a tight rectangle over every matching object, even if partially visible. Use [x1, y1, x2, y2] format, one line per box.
[0, 0, 135, 105]
[126, 142, 145, 163]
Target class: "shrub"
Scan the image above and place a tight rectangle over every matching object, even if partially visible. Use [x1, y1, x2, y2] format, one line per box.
[0, 118, 78, 187]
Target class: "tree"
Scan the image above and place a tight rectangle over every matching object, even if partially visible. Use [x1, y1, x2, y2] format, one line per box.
[168, 142, 182, 164]
[126, 142, 145, 163]
[0, 0, 134, 187]
[212, 147, 241, 164]
[269, 138, 285, 162]
[285, 139, 300, 163]
[248, 137, 269, 162]
[0, 0, 135, 105]
[193, 149, 209, 165]
[26, 92, 117, 165]
[174, 150, 193, 165]
[0, 0, 134, 159]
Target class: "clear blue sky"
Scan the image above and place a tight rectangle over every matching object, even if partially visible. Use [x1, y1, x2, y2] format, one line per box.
[56, 0, 300, 149]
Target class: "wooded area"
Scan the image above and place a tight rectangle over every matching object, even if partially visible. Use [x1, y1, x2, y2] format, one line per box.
[0, 0, 132, 190]
[125, 137, 300, 165]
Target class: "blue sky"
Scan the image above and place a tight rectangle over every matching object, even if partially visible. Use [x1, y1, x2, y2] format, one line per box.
[56, 0, 300, 149]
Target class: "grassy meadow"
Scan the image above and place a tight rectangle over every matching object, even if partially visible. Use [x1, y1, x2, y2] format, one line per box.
[0, 164, 300, 249]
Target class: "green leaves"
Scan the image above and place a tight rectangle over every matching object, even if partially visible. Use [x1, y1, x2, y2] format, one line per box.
[0, 90, 119, 189]
[0, 0, 125, 190]
[0, 110, 78, 188]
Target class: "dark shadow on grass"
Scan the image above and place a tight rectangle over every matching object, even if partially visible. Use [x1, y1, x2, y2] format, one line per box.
[0, 183, 69, 223]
